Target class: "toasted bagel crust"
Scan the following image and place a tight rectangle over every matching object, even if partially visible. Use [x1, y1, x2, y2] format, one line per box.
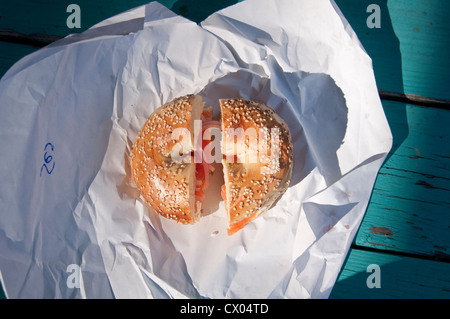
[220, 98, 293, 231]
[130, 95, 202, 224]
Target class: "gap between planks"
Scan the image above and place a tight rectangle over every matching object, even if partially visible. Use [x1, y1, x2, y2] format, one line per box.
[350, 243, 450, 264]
[378, 89, 450, 111]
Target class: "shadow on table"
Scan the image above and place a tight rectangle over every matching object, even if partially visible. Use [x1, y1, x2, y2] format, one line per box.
[333, 0, 410, 293]
[171, 0, 238, 23]
[329, 255, 450, 298]
[0, 281, 5, 299]
[335, 0, 407, 161]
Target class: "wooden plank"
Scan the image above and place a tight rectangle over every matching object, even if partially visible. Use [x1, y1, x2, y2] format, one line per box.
[2, 0, 449, 100]
[335, 0, 450, 100]
[0, 41, 37, 78]
[0, 0, 213, 39]
[355, 100, 450, 259]
[0, 0, 238, 35]
[387, 0, 450, 101]
[330, 248, 450, 298]
[0, 1, 156, 37]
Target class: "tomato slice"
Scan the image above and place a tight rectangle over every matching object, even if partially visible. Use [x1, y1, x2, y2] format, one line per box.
[221, 184, 227, 202]
[195, 163, 205, 198]
[195, 163, 204, 181]
[202, 109, 212, 119]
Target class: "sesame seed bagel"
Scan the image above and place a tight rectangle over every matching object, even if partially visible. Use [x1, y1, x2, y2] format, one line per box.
[130, 95, 293, 234]
[220, 98, 293, 235]
[130, 94, 204, 224]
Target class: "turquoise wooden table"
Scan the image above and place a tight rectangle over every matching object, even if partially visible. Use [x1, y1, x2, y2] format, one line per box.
[0, 0, 449, 299]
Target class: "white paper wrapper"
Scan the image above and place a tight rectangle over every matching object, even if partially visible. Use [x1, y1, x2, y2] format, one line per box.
[0, 0, 392, 298]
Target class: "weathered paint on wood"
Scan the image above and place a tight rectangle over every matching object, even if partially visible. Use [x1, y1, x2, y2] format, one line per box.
[355, 101, 450, 259]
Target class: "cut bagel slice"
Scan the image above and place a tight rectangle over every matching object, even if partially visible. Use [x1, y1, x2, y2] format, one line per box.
[220, 98, 293, 235]
[130, 94, 214, 224]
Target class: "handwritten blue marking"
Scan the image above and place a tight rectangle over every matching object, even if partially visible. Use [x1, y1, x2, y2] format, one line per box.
[40, 142, 55, 176]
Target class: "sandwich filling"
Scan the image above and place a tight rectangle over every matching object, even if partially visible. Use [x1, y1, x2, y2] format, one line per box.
[194, 108, 220, 205]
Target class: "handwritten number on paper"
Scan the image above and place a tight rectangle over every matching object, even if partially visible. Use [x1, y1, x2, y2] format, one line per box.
[40, 142, 55, 176]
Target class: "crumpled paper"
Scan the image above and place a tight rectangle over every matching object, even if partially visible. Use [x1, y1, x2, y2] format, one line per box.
[0, 0, 392, 298]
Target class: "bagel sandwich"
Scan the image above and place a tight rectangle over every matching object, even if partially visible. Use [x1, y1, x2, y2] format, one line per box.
[130, 95, 293, 234]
